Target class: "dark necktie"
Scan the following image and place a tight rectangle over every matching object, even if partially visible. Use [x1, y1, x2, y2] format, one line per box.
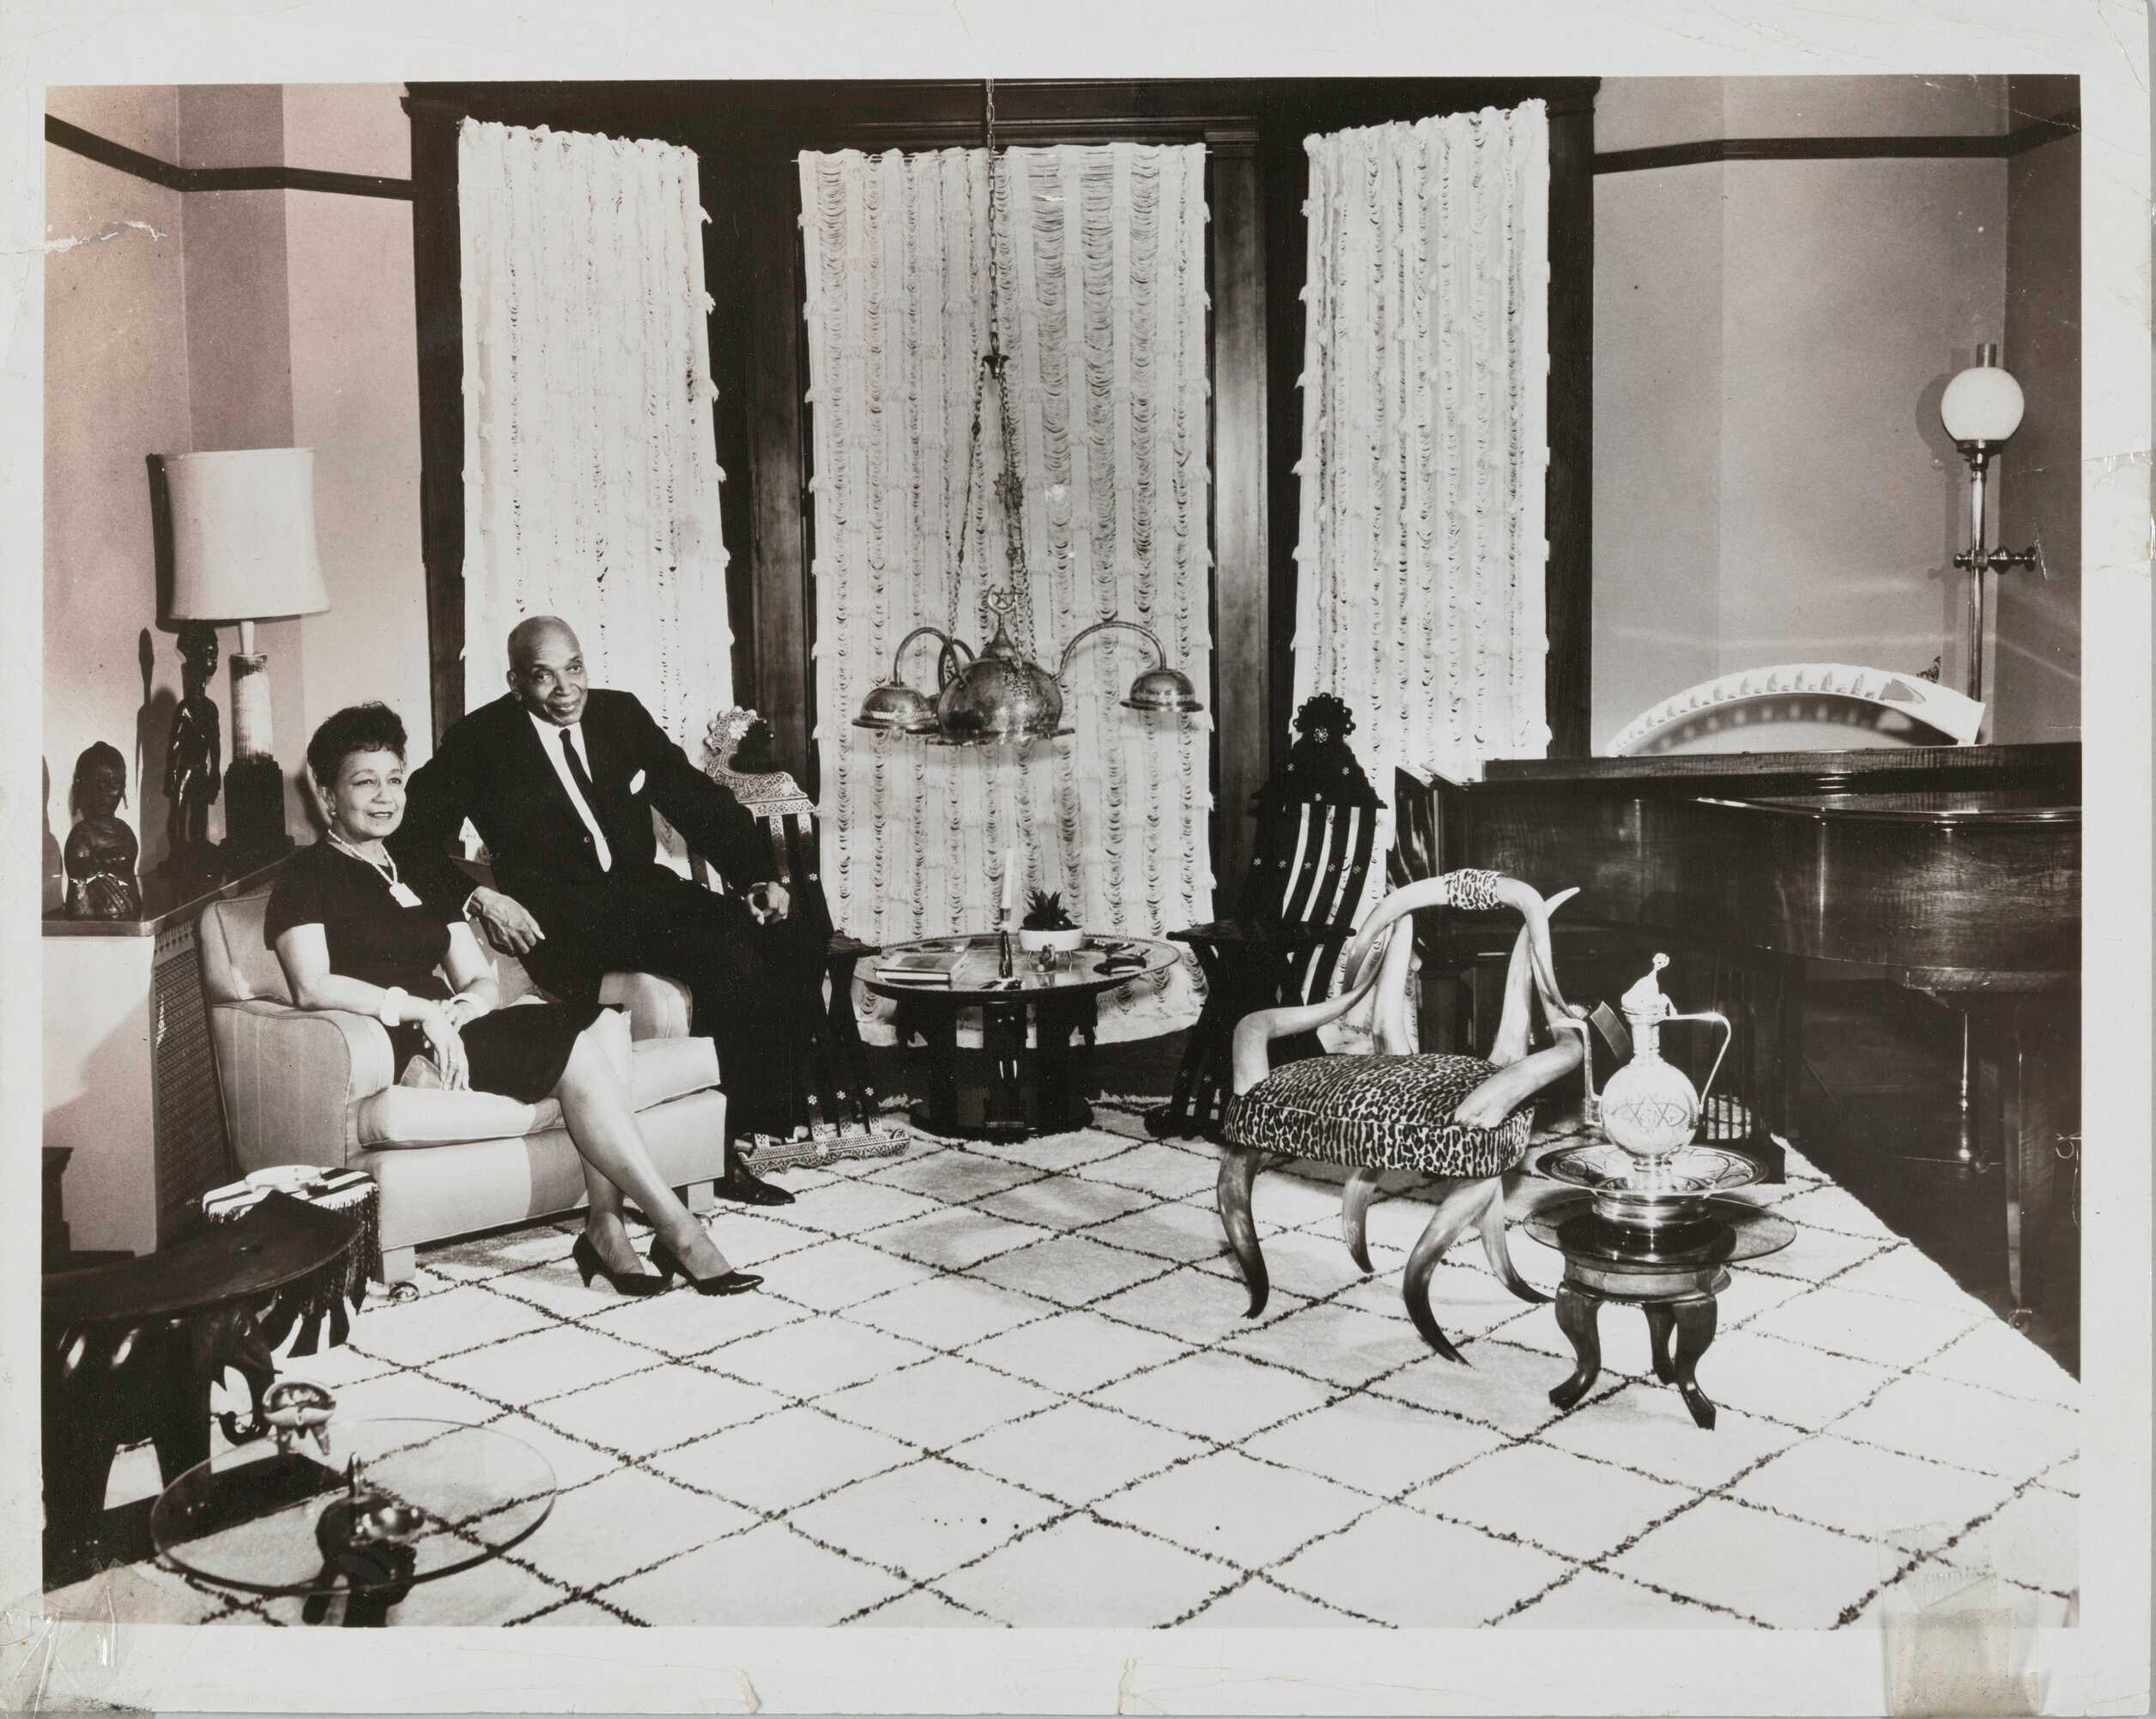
[559, 727, 614, 869]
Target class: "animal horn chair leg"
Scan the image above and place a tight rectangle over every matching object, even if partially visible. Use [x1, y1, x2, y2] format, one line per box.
[1341, 1165, 1383, 1274]
[1401, 1177, 1497, 1363]
[1216, 1144, 1269, 1317]
[1478, 1177, 1550, 1304]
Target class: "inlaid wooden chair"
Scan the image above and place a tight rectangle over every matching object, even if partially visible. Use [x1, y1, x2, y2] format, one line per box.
[693, 709, 899, 1162]
[1218, 868, 1591, 1360]
[1147, 695, 1384, 1141]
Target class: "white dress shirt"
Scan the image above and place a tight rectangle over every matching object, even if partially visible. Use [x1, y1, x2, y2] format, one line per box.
[530, 711, 613, 871]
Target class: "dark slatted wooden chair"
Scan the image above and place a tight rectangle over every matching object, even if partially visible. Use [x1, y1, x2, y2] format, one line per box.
[693, 709, 902, 1165]
[1147, 696, 1384, 1141]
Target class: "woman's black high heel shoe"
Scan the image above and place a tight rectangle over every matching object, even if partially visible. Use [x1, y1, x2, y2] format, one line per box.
[646, 1234, 762, 1297]
[572, 1232, 664, 1297]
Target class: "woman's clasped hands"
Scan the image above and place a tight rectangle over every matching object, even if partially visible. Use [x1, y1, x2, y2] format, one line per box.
[416, 1002, 471, 1089]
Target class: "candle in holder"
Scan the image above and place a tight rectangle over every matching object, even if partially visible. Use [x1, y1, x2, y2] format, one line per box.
[1001, 846, 1020, 921]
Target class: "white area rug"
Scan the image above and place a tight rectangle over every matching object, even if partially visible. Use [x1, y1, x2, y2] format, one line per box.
[54, 1107, 2078, 1630]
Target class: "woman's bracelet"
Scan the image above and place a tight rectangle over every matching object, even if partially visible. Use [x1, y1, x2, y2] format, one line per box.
[377, 985, 409, 1026]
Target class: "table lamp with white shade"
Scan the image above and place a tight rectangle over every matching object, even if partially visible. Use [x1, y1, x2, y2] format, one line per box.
[164, 447, 330, 869]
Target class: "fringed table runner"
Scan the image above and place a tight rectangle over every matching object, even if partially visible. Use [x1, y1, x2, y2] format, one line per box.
[201, 1169, 379, 1352]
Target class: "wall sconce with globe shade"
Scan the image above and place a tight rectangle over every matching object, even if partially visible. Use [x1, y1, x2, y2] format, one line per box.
[1940, 344, 2047, 711]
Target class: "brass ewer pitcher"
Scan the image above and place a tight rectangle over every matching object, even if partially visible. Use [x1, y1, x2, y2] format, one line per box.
[1584, 954, 1732, 1171]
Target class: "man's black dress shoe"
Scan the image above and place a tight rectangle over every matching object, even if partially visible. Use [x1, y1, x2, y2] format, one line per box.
[713, 1153, 795, 1207]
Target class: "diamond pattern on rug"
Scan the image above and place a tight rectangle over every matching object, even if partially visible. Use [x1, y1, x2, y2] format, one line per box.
[603, 1521, 912, 1626]
[787, 1456, 1063, 1582]
[1408, 1442, 1693, 1563]
[1605, 1496, 1893, 1629]
[1095, 1449, 1372, 1569]
[936, 1516, 1229, 1627]
[952, 1400, 1207, 1505]
[1269, 1504, 1572, 1627]
[645, 1403, 911, 1512]
[63, 1115, 2076, 1631]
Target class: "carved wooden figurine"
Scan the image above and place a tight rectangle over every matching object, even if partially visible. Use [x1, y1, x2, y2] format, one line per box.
[164, 622, 222, 881]
[64, 741, 142, 919]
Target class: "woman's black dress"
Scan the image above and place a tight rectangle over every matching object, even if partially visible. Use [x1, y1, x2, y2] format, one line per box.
[264, 840, 599, 1101]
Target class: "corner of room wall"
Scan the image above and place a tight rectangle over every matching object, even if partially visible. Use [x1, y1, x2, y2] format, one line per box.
[44, 83, 427, 891]
[279, 85, 429, 766]
[175, 84, 317, 843]
[1992, 125, 2082, 742]
[42, 89, 193, 887]
[1590, 77, 2073, 750]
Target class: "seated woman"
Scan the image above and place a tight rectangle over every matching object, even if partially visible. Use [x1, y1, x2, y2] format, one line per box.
[267, 702, 760, 1297]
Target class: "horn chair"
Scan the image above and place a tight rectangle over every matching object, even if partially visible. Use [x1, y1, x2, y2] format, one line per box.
[1216, 869, 1590, 1360]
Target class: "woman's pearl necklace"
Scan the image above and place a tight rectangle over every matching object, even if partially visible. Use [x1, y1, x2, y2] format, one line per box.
[328, 831, 401, 889]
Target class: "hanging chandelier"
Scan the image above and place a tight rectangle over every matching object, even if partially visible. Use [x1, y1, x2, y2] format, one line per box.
[851, 80, 1203, 749]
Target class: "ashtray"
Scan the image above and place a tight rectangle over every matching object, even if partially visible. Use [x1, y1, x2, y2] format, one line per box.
[246, 1165, 328, 1195]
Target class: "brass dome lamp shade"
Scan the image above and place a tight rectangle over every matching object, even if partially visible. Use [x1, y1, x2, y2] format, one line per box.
[848, 79, 1203, 753]
[854, 597, 1203, 748]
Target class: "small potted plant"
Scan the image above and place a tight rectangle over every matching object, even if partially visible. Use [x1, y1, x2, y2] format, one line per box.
[1018, 887, 1085, 956]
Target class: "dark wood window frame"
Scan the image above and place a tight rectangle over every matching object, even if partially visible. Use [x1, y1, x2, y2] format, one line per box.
[406, 78, 1596, 895]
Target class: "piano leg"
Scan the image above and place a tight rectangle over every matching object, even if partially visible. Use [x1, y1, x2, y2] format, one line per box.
[1759, 956, 1808, 1179]
[1958, 1012, 1981, 1170]
[1735, 957, 1786, 1183]
[1960, 988, 2078, 1331]
[1992, 1000, 2028, 1323]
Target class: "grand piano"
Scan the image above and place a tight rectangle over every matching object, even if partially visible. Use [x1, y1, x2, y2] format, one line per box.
[1404, 739, 2080, 1329]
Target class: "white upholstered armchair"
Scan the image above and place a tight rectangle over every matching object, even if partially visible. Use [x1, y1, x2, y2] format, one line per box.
[197, 887, 729, 1285]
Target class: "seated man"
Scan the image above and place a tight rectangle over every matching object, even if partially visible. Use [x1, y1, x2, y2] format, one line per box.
[391, 614, 820, 1207]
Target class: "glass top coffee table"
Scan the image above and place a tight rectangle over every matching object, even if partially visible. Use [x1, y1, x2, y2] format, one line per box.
[153, 1416, 554, 1625]
[865, 934, 1179, 1139]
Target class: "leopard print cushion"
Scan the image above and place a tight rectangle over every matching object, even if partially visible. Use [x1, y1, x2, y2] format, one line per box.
[1221, 1051, 1533, 1177]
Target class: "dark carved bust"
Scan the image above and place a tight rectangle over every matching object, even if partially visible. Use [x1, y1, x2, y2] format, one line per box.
[64, 741, 142, 919]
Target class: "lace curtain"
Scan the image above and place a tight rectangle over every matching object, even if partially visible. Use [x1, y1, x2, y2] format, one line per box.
[800, 144, 1213, 1040]
[1293, 105, 1552, 799]
[458, 120, 734, 764]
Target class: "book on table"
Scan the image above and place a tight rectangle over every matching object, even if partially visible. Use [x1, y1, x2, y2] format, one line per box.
[874, 949, 969, 985]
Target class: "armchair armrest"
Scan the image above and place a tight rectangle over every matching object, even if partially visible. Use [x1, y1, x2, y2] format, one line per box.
[208, 998, 395, 1175]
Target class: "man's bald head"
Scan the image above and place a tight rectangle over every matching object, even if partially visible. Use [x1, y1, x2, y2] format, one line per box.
[507, 615, 580, 670]
[506, 616, 590, 725]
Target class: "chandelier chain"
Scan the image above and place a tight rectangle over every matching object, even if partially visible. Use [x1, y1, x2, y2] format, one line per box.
[942, 79, 1041, 663]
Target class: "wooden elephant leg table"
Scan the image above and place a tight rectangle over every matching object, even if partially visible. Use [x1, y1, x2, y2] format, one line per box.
[40, 1194, 361, 1587]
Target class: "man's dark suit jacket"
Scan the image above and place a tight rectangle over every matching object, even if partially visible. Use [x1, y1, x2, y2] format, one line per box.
[391, 690, 772, 929]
